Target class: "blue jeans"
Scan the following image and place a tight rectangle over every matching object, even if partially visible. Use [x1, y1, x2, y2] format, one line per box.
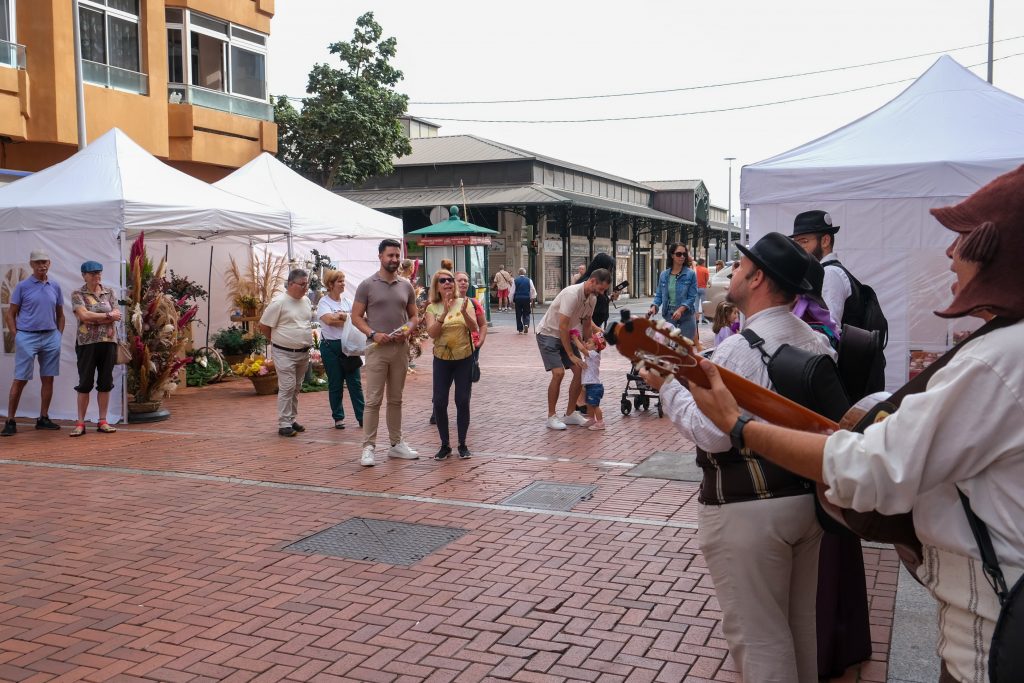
[671, 311, 697, 341]
[320, 339, 364, 424]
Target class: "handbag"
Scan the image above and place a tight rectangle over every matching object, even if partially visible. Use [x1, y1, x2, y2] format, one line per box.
[957, 489, 1024, 682]
[115, 339, 133, 365]
[471, 355, 481, 383]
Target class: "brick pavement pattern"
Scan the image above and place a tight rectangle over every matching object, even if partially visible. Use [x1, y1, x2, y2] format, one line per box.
[0, 318, 899, 682]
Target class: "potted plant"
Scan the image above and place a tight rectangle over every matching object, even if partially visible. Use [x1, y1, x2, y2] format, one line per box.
[124, 233, 195, 417]
[231, 354, 278, 395]
[224, 248, 286, 318]
[235, 294, 260, 318]
[211, 325, 266, 366]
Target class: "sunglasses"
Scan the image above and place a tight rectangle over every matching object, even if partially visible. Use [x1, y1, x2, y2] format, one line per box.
[437, 277, 455, 284]
[673, 252, 686, 257]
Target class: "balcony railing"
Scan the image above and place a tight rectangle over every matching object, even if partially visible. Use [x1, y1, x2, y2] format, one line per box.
[168, 84, 273, 121]
[82, 60, 148, 94]
[0, 39, 26, 70]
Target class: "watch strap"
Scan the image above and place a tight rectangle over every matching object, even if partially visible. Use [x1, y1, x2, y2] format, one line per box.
[730, 415, 753, 451]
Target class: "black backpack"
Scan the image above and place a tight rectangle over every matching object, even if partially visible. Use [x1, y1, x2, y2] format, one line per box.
[824, 261, 889, 347]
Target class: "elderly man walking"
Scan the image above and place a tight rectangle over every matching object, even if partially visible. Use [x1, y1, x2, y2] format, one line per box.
[3, 249, 65, 436]
[350, 239, 420, 466]
[258, 269, 314, 437]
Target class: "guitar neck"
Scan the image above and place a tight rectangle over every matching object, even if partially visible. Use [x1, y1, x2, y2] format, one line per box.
[674, 359, 839, 435]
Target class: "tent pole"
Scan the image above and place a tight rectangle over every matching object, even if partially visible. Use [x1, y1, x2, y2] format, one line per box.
[118, 228, 127, 422]
[206, 245, 214, 348]
[739, 206, 747, 252]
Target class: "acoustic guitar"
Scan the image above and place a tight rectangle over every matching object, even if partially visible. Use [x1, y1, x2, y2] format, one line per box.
[606, 312, 922, 571]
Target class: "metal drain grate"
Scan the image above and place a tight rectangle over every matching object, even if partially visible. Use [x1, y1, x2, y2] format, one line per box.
[286, 518, 467, 565]
[502, 481, 597, 511]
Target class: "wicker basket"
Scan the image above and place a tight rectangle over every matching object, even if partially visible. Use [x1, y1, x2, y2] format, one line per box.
[248, 374, 278, 395]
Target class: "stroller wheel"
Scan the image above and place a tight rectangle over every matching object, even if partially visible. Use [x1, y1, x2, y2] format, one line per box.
[633, 396, 643, 411]
[621, 399, 632, 416]
[641, 396, 650, 411]
[657, 402, 664, 418]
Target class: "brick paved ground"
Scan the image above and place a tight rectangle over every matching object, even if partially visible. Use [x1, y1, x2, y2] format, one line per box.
[0, 313, 899, 682]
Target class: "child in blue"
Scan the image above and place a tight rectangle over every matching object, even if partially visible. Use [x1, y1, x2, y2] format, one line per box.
[571, 329, 606, 431]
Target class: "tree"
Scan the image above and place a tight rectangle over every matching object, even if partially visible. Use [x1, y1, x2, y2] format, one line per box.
[275, 12, 412, 189]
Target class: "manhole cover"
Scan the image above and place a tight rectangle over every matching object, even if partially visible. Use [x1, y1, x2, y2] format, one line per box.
[286, 518, 467, 566]
[626, 451, 701, 482]
[502, 482, 597, 511]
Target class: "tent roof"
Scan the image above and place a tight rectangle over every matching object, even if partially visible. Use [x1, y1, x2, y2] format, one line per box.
[408, 206, 498, 236]
[0, 128, 290, 238]
[741, 56, 1024, 203]
[214, 153, 402, 241]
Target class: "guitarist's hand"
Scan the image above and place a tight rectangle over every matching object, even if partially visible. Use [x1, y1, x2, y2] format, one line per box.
[638, 368, 668, 391]
[689, 359, 741, 433]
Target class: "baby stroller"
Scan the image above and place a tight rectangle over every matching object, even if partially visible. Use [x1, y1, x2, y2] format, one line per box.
[620, 361, 663, 418]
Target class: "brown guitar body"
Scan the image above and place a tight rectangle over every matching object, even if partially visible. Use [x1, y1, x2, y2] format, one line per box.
[610, 316, 923, 572]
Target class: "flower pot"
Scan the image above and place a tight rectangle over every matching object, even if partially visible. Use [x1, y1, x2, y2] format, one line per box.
[127, 400, 162, 414]
[223, 353, 246, 367]
[249, 374, 278, 395]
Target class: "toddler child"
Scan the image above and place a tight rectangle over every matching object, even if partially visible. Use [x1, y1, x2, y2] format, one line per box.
[712, 301, 740, 347]
[571, 329, 606, 431]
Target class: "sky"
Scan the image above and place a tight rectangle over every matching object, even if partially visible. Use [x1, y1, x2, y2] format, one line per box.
[268, 1, 1024, 217]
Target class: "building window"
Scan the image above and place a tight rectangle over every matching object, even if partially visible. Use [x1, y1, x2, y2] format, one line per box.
[0, 0, 13, 43]
[166, 10, 267, 101]
[79, 0, 145, 92]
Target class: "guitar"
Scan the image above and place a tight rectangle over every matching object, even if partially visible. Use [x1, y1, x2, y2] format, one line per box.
[607, 312, 922, 571]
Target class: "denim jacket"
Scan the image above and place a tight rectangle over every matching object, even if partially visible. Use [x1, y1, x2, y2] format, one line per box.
[652, 267, 698, 320]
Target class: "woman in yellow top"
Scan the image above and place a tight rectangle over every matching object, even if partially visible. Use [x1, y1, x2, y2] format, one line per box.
[424, 269, 479, 460]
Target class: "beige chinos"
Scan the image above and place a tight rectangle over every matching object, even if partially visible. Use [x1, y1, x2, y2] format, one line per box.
[361, 340, 409, 448]
[272, 347, 309, 429]
[698, 494, 822, 683]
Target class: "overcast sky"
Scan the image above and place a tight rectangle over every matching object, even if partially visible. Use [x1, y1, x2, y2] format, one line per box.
[268, 1, 1024, 216]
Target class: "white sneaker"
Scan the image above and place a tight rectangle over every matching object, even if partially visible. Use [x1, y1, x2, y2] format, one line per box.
[388, 441, 419, 459]
[360, 446, 375, 467]
[546, 415, 567, 430]
[561, 412, 589, 426]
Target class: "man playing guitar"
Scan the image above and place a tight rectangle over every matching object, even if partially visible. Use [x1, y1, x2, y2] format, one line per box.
[641, 232, 832, 683]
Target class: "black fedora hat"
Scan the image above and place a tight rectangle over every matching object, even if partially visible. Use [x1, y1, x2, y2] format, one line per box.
[791, 209, 840, 237]
[736, 232, 813, 293]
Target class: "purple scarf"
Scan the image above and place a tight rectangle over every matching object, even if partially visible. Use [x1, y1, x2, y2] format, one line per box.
[793, 296, 840, 337]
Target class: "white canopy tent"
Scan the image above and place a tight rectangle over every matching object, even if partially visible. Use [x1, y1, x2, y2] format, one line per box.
[199, 153, 403, 324]
[740, 56, 1024, 388]
[0, 128, 290, 422]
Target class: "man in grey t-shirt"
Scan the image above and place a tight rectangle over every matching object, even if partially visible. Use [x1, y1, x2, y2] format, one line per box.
[535, 269, 611, 430]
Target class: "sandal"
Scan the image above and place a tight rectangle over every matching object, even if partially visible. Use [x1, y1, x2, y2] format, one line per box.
[97, 421, 117, 433]
[70, 423, 86, 437]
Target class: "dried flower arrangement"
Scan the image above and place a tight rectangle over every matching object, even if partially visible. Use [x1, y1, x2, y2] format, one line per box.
[224, 247, 287, 314]
[125, 233, 195, 403]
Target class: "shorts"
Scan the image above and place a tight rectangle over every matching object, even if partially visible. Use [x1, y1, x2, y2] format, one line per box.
[536, 333, 578, 371]
[14, 329, 62, 380]
[75, 341, 117, 393]
[584, 383, 604, 406]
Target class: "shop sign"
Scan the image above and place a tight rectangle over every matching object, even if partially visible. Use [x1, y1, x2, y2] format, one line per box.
[417, 235, 492, 247]
[570, 241, 590, 257]
[652, 244, 666, 258]
[490, 238, 506, 252]
[615, 243, 631, 257]
[542, 239, 563, 255]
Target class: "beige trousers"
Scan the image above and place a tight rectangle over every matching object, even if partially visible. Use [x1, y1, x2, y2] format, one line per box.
[271, 347, 309, 429]
[698, 494, 822, 683]
[361, 340, 409, 448]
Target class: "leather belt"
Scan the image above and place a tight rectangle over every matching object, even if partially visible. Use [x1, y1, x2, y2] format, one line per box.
[272, 343, 311, 353]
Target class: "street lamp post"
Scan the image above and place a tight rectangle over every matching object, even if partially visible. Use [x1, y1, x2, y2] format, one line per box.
[724, 157, 735, 260]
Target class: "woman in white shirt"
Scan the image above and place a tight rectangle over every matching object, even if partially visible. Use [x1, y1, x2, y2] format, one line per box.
[316, 270, 364, 429]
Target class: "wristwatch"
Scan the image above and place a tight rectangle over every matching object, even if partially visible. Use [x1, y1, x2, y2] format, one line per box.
[729, 415, 753, 452]
[366, 329, 376, 341]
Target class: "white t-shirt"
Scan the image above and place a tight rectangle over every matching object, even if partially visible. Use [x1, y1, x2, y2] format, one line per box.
[315, 295, 352, 341]
[581, 349, 602, 385]
[536, 283, 596, 338]
[259, 293, 314, 348]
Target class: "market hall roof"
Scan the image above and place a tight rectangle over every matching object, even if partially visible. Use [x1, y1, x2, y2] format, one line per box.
[336, 184, 693, 226]
[642, 179, 705, 191]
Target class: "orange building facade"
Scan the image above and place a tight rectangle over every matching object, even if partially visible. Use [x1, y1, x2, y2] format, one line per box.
[0, 0, 276, 182]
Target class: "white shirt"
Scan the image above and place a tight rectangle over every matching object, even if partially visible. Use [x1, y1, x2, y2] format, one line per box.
[820, 253, 852, 324]
[259, 293, 314, 348]
[315, 294, 352, 341]
[823, 319, 1024, 569]
[660, 305, 837, 452]
[581, 349, 602, 385]
[536, 283, 595, 338]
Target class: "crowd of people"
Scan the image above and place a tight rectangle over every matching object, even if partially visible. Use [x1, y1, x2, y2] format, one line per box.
[5, 165, 1022, 682]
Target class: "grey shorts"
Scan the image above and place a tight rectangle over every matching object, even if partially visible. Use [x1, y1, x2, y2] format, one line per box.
[537, 333, 578, 371]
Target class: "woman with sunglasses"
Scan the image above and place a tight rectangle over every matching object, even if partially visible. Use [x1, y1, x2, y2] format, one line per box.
[649, 243, 699, 341]
[424, 269, 479, 460]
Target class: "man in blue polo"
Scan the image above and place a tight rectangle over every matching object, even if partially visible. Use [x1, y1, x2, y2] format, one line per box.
[3, 249, 65, 436]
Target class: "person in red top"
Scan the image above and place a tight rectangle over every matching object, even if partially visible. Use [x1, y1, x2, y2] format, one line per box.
[695, 257, 711, 325]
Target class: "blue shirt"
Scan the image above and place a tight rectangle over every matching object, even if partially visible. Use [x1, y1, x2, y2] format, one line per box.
[11, 275, 62, 332]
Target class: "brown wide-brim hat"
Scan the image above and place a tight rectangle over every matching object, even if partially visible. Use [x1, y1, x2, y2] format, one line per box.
[929, 163, 1024, 319]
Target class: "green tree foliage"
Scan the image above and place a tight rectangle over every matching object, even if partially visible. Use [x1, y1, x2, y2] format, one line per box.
[275, 12, 412, 189]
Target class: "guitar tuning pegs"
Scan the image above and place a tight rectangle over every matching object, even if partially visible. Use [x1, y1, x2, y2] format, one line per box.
[679, 336, 694, 348]
[668, 328, 682, 338]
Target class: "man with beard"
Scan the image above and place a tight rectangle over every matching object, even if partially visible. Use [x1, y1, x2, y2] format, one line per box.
[350, 239, 420, 466]
[790, 210, 851, 324]
[641, 233, 832, 683]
